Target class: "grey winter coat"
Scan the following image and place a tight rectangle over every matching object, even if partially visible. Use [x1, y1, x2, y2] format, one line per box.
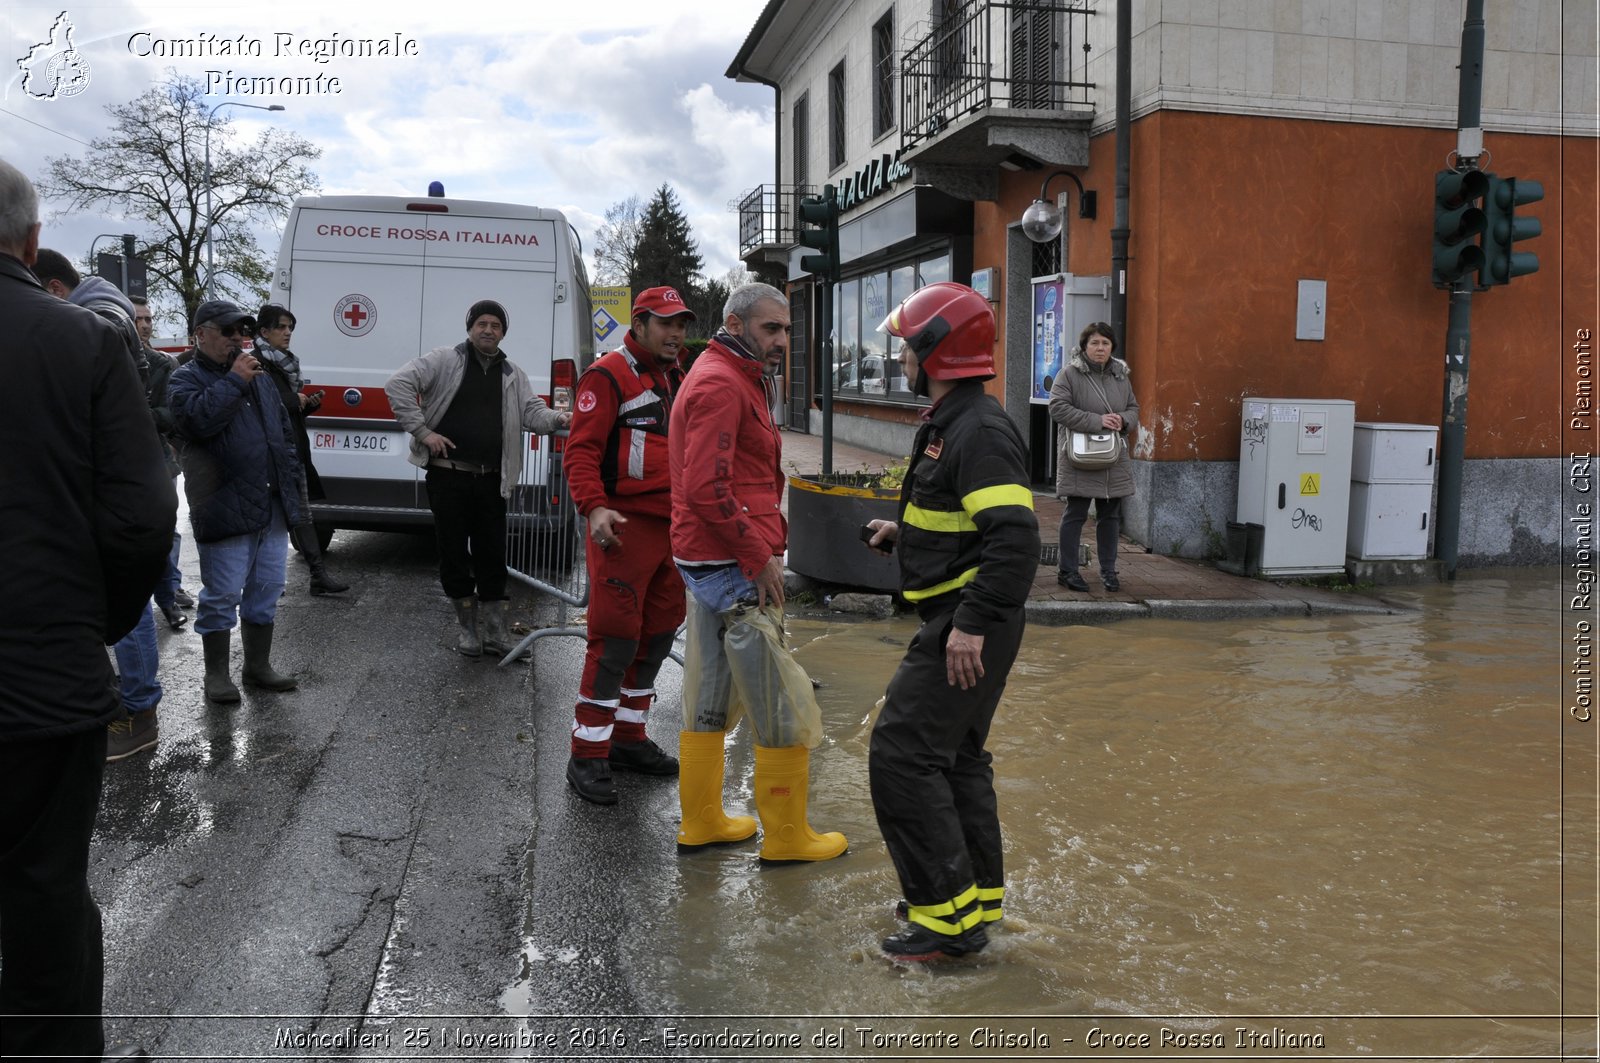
[385, 341, 564, 499]
[1048, 348, 1138, 500]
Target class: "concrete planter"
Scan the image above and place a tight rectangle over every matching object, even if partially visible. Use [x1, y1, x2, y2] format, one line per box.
[786, 474, 900, 592]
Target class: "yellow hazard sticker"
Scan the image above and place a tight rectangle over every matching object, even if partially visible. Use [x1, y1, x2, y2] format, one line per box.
[1301, 474, 1321, 496]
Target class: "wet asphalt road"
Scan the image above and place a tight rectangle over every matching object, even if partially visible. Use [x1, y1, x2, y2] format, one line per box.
[92, 528, 690, 1059]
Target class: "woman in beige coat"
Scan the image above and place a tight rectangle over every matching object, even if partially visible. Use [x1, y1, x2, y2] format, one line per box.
[1047, 322, 1138, 591]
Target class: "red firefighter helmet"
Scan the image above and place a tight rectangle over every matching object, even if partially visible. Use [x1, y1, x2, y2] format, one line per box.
[878, 282, 996, 390]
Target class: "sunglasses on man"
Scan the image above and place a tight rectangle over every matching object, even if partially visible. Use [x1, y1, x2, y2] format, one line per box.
[201, 322, 255, 339]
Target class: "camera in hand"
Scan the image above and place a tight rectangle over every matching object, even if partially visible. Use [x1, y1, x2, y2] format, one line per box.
[859, 524, 893, 553]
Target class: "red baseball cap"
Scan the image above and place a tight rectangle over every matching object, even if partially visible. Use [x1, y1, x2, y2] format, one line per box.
[632, 286, 696, 322]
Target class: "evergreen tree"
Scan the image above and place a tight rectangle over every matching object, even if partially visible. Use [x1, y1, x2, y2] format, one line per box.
[633, 184, 702, 302]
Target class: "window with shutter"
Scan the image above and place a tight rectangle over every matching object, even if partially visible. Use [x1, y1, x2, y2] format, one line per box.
[1009, 0, 1059, 109]
[872, 11, 895, 138]
[828, 63, 846, 170]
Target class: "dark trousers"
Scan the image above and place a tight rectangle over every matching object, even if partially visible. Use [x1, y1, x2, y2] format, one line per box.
[1060, 495, 1124, 576]
[425, 465, 508, 602]
[868, 604, 1025, 909]
[0, 727, 108, 1063]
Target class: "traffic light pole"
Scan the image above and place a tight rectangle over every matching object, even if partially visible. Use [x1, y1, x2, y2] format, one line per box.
[1436, 288, 1473, 578]
[1435, 0, 1486, 580]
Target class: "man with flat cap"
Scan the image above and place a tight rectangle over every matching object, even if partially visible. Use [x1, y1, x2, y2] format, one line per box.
[168, 299, 304, 703]
[561, 286, 693, 804]
[386, 300, 572, 657]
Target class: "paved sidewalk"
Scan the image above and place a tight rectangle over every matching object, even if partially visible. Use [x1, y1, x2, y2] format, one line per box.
[776, 426, 1404, 625]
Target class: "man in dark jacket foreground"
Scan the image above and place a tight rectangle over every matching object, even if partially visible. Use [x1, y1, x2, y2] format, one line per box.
[0, 157, 175, 1061]
[168, 299, 304, 703]
[864, 282, 1040, 963]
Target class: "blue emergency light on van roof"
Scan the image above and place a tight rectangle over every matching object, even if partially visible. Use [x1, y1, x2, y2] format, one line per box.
[428, 181, 445, 197]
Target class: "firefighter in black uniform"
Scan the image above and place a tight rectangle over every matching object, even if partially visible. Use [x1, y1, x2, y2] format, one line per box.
[863, 282, 1040, 962]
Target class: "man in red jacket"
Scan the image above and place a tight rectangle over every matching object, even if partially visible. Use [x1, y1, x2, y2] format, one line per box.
[562, 287, 694, 804]
[669, 282, 845, 862]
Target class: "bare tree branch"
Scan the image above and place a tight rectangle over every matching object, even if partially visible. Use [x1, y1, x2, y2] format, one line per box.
[38, 71, 321, 327]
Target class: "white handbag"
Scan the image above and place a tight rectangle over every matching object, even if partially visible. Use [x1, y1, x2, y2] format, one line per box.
[1065, 371, 1123, 470]
[1067, 430, 1121, 468]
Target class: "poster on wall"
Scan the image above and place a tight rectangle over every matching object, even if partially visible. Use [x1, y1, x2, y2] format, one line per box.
[1031, 276, 1066, 404]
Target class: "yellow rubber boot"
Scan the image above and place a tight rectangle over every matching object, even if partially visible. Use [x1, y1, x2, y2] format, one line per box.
[676, 731, 757, 851]
[753, 744, 848, 863]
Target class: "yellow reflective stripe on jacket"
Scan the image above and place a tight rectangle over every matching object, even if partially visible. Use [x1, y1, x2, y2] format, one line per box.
[902, 566, 979, 601]
[962, 482, 1034, 516]
[906, 884, 983, 936]
[903, 502, 977, 534]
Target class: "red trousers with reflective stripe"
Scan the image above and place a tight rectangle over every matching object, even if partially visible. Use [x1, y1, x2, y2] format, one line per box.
[571, 512, 684, 757]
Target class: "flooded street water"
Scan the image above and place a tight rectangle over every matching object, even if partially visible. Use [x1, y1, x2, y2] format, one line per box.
[617, 569, 1592, 1059]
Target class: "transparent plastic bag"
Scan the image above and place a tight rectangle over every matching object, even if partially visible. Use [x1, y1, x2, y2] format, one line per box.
[680, 597, 822, 749]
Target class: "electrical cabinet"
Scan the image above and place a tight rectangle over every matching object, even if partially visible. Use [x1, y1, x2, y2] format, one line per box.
[1347, 422, 1438, 560]
[1236, 398, 1356, 576]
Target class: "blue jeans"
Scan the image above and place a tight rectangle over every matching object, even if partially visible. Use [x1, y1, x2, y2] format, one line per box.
[154, 530, 182, 611]
[111, 600, 161, 714]
[194, 503, 289, 636]
[677, 562, 758, 613]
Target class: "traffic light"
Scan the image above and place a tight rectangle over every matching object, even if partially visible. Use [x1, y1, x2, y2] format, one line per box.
[797, 184, 839, 284]
[1431, 169, 1487, 288]
[1478, 175, 1543, 287]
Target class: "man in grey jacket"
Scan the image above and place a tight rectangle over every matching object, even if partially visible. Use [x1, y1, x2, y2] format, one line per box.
[385, 300, 571, 657]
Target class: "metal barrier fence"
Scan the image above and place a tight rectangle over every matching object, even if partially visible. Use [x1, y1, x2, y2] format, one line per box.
[499, 429, 686, 673]
[501, 430, 587, 667]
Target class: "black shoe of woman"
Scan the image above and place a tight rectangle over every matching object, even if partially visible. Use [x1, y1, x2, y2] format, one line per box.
[1057, 571, 1090, 592]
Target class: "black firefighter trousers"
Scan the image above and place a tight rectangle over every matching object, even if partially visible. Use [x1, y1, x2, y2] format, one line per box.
[869, 602, 1026, 920]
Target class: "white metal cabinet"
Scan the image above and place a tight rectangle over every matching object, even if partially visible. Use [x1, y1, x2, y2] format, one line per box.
[1347, 422, 1438, 560]
[1237, 398, 1356, 576]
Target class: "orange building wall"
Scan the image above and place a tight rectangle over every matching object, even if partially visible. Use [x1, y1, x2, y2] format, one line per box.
[974, 112, 1593, 464]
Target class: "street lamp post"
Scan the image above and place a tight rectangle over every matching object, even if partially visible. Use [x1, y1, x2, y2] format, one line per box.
[203, 101, 284, 299]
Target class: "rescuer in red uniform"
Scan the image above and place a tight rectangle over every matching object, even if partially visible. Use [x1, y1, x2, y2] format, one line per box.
[562, 287, 695, 804]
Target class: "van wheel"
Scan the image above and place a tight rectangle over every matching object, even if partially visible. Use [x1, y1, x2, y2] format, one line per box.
[315, 523, 335, 552]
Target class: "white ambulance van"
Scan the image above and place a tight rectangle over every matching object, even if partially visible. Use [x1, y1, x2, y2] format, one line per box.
[269, 194, 593, 547]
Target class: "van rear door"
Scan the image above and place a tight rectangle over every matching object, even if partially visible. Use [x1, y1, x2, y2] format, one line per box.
[289, 207, 430, 517]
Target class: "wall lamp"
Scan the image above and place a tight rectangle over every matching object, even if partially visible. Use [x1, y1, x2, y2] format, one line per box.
[1020, 170, 1097, 243]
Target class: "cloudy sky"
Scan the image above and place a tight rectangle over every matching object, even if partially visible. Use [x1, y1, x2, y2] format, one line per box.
[2, 0, 776, 322]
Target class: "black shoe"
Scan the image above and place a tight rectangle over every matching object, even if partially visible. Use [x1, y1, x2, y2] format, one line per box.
[310, 571, 351, 595]
[106, 710, 158, 762]
[1101, 572, 1121, 592]
[566, 756, 618, 804]
[608, 737, 680, 776]
[881, 922, 988, 962]
[159, 603, 188, 630]
[174, 587, 195, 608]
[1057, 570, 1090, 592]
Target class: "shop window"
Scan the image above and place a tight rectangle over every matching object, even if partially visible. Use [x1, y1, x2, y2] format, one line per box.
[833, 250, 953, 404]
[834, 278, 860, 391]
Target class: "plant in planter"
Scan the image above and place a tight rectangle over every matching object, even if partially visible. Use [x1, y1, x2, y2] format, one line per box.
[786, 462, 906, 593]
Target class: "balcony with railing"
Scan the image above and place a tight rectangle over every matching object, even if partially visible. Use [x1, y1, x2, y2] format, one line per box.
[900, 0, 1097, 200]
[737, 184, 816, 267]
